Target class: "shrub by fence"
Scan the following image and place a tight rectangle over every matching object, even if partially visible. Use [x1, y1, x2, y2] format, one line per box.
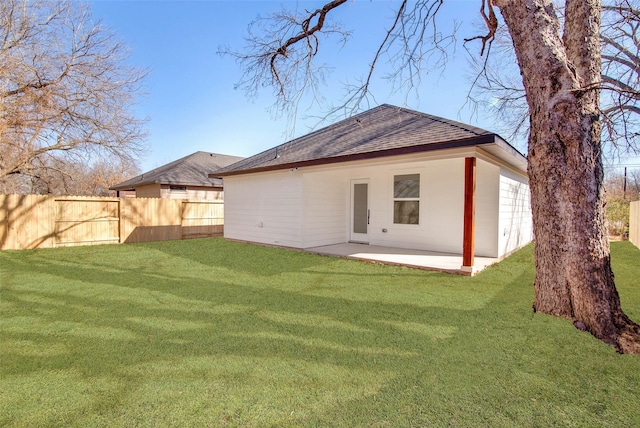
[0, 195, 224, 250]
[631, 200, 640, 249]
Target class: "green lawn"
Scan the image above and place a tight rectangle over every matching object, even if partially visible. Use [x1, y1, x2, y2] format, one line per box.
[1, 239, 639, 427]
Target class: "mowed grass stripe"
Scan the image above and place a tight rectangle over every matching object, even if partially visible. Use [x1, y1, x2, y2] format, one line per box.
[1, 238, 639, 427]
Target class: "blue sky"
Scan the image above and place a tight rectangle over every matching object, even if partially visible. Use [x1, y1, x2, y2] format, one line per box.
[89, 0, 639, 173]
[90, 0, 506, 172]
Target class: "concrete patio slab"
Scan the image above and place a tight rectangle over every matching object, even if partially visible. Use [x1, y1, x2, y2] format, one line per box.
[305, 243, 499, 275]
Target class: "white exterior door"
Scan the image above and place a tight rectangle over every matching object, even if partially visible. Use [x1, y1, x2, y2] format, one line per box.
[350, 179, 369, 243]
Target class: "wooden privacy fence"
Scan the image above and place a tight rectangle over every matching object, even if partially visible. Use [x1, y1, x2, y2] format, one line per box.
[631, 200, 640, 249]
[0, 195, 224, 250]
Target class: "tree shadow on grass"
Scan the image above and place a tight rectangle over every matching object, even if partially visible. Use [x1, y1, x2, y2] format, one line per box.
[2, 241, 639, 426]
[283, 267, 640, 427]
[145, 237, 341, 277]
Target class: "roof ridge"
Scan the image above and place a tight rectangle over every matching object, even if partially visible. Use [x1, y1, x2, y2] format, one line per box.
[212, 104, 524, 178]
[111, 150, 244, 190]
[284, 105, 389, 145]
[381, 104, 491, 137]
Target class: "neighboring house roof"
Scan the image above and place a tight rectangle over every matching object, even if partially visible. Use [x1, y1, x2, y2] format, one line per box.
[111, 151, 244, 191]
[211, 104, 526, 177]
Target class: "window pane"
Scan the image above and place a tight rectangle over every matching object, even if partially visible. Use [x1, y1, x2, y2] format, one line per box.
[394, 174, 420, 198]
[394, 201, 419, 224]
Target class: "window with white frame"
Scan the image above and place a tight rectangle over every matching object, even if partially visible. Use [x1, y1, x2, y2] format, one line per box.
[393, 174, 420, 224]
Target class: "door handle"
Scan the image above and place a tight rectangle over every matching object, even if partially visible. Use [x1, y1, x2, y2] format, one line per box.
[367, 209, 370, 225]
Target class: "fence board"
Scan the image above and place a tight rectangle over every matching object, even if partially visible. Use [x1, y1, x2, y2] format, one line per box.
[181, 200, 224, 239]
[1, 194, 55, 250]
[121, 197, 183, 243]
[54, 198, 120, 247]
[631, 200, 640, 249]
[0, 195, 224, 250]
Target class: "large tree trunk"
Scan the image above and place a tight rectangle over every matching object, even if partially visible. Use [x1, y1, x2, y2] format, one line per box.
[493, 0, 640, 353]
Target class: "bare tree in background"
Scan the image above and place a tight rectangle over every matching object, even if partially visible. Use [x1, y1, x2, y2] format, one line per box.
[601, 1, 640, 154]
[0, 0, 148, 194]
[469, 0, 640, 159]
[2, 157, 141, 196]
[225, 0, 640, 353]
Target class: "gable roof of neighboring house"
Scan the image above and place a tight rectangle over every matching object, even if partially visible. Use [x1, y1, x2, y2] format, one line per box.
[211, 104, 526, 177]
[111, 151, 244, 191]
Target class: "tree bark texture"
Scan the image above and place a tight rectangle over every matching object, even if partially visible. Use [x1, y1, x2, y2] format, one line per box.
[493, 0, 640, 353]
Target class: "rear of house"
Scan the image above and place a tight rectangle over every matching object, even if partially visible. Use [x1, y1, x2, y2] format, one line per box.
[111, 151, 244, 200]
[132, 183, 223, 200]
[214, 105, 532, 269]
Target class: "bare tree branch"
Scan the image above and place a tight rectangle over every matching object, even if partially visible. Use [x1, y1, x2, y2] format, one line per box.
[0, 0, 148, 193]
[468, 0, 640, 158]
[332, 0, 409, 117]
[463, 0, 499, 55]
[269, 0, 349, 94]
[220, 0, 456, 128]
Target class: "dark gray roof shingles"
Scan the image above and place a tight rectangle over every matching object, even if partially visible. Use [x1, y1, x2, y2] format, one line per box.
[111, 151, 244, 191]
[213, 104, 500, 176]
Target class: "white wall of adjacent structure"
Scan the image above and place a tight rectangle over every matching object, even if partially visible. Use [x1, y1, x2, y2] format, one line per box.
[223, 148, 531, 257]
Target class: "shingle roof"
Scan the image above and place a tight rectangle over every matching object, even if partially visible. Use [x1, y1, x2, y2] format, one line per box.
[212, 104, 525, 177]
[111, 151, 244, 191]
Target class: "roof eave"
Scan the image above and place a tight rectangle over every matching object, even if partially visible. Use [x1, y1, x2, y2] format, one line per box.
[485, 136, 528, 172]
[110, 179, 224, 191]
[211, 134, 502, 178]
